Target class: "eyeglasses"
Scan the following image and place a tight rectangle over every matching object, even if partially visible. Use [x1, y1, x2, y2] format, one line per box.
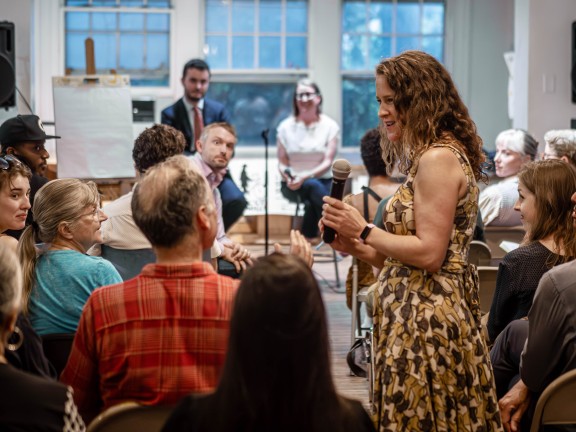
[295, 92, 318, 102]
[540, 152, 560, 160]
[0, 155, 23, 170]
[78, 206, 102, 221]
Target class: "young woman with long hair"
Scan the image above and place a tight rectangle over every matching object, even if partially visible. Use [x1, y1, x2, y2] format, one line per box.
[486, 159, 576, 341]
[162, 253, 374, 432]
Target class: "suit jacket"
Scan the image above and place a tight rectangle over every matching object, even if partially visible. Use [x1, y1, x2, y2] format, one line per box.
[161, 97, 231, 153]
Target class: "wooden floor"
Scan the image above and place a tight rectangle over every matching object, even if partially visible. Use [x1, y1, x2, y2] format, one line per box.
[243, 239, 371, 408]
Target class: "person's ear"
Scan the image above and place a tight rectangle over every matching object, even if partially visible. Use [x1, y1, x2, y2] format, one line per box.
[57, 221, 75, 240]
[196, 205, 211, 230]
[5, 146, 15, 155]
[195, 139, 204, 154]
[561, 155, 570, 164]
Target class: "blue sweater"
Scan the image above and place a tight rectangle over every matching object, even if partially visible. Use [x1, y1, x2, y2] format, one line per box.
[29, 250, 122, 335]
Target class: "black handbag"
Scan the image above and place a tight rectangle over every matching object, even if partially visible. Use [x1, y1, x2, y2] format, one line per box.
[346, 335, 371, 378]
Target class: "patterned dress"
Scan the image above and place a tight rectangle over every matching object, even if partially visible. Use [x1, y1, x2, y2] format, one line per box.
[372, 143, 502, 431]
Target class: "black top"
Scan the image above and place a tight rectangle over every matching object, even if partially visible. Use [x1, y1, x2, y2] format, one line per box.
[162, 394, 375, 432]
[5, 313, 56, 378]
[487, 241, 560, 341]
[0, 363, 85, 431]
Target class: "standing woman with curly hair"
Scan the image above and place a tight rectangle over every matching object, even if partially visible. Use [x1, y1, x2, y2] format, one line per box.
[321, 51, 502, 431]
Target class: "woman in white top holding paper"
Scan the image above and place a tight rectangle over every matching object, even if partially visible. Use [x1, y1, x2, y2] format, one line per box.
[277, 79, 340, 242]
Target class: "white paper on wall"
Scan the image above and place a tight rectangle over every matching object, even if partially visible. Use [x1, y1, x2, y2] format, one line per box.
[52, 75, 134, 179]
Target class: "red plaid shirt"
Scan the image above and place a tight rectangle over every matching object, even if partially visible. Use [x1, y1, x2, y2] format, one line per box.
[60, 262, 239, 421]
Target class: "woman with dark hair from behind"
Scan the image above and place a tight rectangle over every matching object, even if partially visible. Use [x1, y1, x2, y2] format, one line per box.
[162, 253, 375, 432]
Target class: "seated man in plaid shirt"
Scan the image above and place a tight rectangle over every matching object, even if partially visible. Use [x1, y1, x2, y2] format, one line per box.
[61, 155, 311, 422]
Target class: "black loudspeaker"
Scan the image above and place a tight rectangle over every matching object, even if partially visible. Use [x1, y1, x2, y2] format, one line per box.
[572, 22, 576, 103]
[0, 22, 15, 109]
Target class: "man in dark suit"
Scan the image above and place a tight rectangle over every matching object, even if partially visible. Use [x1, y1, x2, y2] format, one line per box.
[161, 59, 247, 231]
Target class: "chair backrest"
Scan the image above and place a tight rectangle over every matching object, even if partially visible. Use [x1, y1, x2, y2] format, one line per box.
[477, 266, 499, 314]
[41, 333, 75, 377]
[484, 225, 525, 259]
[530, 368, 576, 432]
[101, 245, 156, 281]
[469, 240, 492, 266]
[87, 402, 174, 432]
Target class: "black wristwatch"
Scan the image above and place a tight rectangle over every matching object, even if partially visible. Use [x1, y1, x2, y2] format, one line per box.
[359, 223, 375, 242]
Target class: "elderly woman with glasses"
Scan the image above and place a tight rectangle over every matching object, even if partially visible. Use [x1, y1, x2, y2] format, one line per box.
[277, 79, 340, 243]
[542, 129, 576, 166]
[18, 178, 122, 336]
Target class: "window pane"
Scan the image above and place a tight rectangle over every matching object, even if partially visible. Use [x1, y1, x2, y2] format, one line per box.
[146, 13, 169, 31]
[422, 36, 443, 60]
[147, 0, 171, 7]
[342, 78, 379, 147]
[209, 82, 295, 146]
[422, 3, 444, 34]
[396, 36, 419, 53]
[66, 12, 90, 31]
[342, 2, 366, 33]
[369, 35, 391, 67]
[92, 33, 117, 69]
[259, 36, 281, 68]
[92, 12, 117, 31]
[119, 13, 145, 31]
[66, 33, 89, 70]
[120, 0, 144, 7]
[232, 0, 255, 33]
[369, 1, 392, 34]
[120, 34, 144, 68]
[66, 0, 90, 5]
[232, 36, 254, 69]
[259, 0, 281, 33]
[146, 34, 168, 68]
[396, 2, 420, 34]
[341, 34, 367, 70]
[205, 36, 228, 69]
[92, 0, 117, 6]
[286, 36, 306, 69]
[206, 1, 228, 33]
[286, 0, 307, 33]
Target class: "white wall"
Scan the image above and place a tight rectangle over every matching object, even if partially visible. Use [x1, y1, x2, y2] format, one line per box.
[468, 0, 514, 150]
[517, 0, 576, 146]
[0, 0, 33, 124]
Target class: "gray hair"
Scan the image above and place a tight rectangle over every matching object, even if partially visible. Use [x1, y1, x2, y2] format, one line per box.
[132, 155, 214, 248]
[544, 129, 576, 166]
[0, 245, 22, 323]
[496, 129, 539, 160]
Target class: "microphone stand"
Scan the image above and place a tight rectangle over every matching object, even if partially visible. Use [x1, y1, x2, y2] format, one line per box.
[261, 129, 270, 255]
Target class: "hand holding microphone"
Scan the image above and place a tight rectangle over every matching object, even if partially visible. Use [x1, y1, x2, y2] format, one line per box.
[322, 159, 352, 244]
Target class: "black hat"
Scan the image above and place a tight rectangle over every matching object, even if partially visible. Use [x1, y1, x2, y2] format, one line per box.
[0, 115, 60, 145]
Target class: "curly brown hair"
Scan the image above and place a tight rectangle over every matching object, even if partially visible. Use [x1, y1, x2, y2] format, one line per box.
[376, 50, 486, 182]
[132, 124, 186, 174]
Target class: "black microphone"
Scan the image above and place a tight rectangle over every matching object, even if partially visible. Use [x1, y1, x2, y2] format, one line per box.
[322, 159, 352, 244]
[284, 168, 295, 181]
